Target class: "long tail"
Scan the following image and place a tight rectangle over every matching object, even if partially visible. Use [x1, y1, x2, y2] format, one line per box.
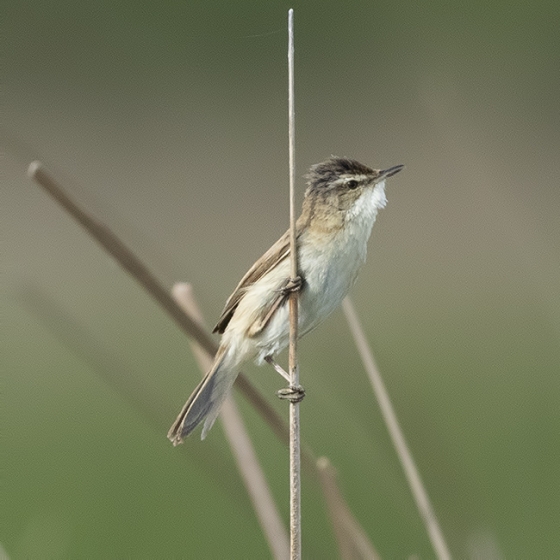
[167, 346, 240, 445]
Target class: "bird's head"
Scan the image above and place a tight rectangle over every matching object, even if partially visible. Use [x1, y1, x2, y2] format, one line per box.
[301, 156, 404, 230]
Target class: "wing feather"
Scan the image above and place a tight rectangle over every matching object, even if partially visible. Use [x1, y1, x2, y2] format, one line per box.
[212, 228, 297, 335]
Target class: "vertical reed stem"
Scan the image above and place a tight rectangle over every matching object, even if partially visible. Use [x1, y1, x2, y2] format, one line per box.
[287, 8, 301, 560]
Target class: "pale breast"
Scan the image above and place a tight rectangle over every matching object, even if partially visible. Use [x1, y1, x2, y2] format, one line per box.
[245, 182, 385, 362]
[297, 226, 368, 336]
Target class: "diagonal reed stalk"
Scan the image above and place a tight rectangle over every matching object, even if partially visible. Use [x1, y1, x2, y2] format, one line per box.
[342, 297, 452, 560]
[172, 282, 289, 560]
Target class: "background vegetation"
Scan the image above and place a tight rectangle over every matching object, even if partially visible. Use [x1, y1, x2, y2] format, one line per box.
[4, 1, 559, 558]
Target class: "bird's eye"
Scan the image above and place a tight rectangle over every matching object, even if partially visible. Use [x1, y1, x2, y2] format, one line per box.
[346, 179, 359, 189]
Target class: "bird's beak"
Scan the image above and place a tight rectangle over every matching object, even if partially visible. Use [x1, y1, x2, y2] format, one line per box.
[378, 164, 404, 179]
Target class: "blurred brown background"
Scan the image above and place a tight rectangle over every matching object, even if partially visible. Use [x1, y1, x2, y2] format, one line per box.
[3, 1, 559, 558]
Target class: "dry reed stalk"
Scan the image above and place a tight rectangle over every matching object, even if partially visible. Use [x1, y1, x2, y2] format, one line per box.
[172, 283, 289, 560]
[342, 297, 451, 560]
[286, 9, 302, 560]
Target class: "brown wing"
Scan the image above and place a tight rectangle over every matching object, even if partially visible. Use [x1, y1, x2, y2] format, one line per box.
[213, 228, 295, 335]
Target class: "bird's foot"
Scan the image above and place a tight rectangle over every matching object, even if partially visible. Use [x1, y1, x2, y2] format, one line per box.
[277, 385, 306, 403]
[279, 275, 303, 296]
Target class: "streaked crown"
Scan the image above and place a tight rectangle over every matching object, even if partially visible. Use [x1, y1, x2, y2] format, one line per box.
[305, 157, 376, 193]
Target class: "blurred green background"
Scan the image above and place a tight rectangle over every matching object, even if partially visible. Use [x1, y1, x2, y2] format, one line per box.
[3, 1, 559, 558]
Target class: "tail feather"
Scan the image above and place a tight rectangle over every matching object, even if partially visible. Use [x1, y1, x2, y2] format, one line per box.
[167, 348, 239, 445]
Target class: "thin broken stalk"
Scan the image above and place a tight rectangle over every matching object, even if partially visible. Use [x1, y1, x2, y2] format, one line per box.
[172, 283, 289, 560]
[342, 297, 452, 560]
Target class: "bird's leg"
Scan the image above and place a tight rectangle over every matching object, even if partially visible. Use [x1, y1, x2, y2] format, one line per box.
[270, 276, 306, 402]
[265, 356, 306, 403]
[265, 355, 291, 382]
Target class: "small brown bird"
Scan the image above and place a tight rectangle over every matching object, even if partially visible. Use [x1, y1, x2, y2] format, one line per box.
[168, 156, 403, 444]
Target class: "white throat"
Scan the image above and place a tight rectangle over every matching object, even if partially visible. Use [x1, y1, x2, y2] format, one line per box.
[347, 179, 387, 225]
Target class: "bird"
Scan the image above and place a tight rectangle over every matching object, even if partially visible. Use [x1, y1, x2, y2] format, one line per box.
[168, 156, 404, 444]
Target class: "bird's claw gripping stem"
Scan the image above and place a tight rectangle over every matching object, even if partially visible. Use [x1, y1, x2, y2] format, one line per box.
[277, 385, 306, 403]
[279, 275, 303, 296]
